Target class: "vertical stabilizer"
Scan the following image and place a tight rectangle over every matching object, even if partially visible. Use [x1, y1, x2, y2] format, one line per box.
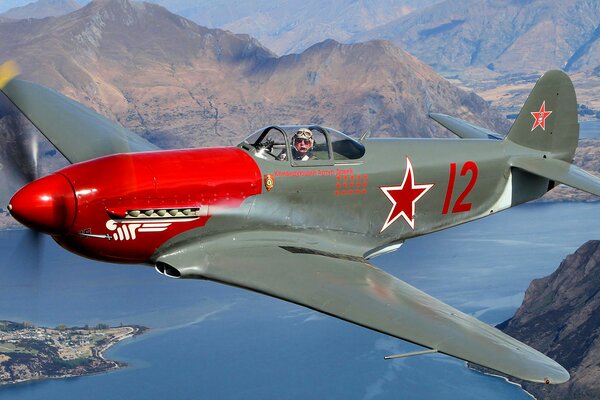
[506, 70, 578, 162]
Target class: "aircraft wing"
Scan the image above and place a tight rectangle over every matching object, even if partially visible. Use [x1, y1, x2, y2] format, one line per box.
[1, 72, 158, 163]
[155, 232, 569, 384]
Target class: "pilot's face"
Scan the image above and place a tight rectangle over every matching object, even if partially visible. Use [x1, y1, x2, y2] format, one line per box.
[294, 137, 312, 155]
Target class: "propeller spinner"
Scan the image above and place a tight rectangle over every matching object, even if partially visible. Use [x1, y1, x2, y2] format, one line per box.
[8, 174, 76, 235]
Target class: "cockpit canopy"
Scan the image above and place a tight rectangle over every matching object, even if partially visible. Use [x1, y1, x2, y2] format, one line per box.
[238, 125, 365, 164]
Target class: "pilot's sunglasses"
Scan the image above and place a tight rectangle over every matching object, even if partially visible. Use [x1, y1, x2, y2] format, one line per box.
[295, 138, 311, 144]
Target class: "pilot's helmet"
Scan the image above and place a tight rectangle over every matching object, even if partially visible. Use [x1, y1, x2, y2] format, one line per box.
[293, 128, 314, 143]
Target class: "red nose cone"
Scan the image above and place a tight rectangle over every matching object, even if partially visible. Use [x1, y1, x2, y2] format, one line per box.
[8, 174, 76, 235]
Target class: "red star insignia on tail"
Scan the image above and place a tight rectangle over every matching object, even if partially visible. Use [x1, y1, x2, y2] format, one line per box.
[380, 158, 433, 232]
[530, 101, 552, 131]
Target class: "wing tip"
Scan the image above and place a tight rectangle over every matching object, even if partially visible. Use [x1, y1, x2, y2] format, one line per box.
[530, 360, 570, 385]
[0, 60, 20, 89]
[548, 365, 570, 385]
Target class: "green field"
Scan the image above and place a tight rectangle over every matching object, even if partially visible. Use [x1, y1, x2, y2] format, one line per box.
[0, 342, 39, 355]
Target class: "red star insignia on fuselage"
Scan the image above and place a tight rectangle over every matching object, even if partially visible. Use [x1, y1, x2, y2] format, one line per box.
[380, 158, 433, 232]
[530, 101, 552, 131]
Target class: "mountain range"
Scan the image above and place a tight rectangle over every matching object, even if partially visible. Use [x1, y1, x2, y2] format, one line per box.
[355, 0, 600, 75]
[0, 0, 507, 151]
[111, 0, 600, 77]
[0, 0, 442, 55]
[143, 0, 442, 55]
[4, 0, 600, 78]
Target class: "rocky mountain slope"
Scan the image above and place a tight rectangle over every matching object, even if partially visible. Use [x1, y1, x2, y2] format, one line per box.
[499, 240, 600, 399]
[0, 0, 80, 19]
[0, 0, 507, 150]
[355, 0, 600, 75]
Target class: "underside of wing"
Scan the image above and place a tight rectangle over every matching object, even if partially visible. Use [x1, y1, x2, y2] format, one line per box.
[1, 78, 158, 163]
[154, 232, 569, 384]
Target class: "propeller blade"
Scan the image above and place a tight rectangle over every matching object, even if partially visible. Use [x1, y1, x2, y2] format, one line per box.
[0, 60, 38, 186]
[6, 110, 39, 183]
[0, 62, 43, 293]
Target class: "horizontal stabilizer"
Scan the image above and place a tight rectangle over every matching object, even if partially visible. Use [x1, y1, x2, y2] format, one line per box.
[429, 113, 502, 140]
[511, 157, 600, 196]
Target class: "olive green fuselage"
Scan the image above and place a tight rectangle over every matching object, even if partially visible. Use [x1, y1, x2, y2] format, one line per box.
[157, 137, 550, 260]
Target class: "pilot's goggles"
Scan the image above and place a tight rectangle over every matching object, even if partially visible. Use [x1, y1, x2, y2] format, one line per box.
[294, 138, 312, 145]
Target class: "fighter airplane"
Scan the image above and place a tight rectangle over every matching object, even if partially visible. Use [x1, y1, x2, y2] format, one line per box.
[2, 60, 599, 384]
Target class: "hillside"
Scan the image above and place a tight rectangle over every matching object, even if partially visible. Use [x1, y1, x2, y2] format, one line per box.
[499, 241, 600, 399]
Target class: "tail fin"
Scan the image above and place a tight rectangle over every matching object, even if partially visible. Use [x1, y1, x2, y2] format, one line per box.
[506, 70, 578, 162]
[506, 70, 600, 198]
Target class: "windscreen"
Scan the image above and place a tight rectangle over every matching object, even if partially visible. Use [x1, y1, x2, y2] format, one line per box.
[326, 128, 365, 160]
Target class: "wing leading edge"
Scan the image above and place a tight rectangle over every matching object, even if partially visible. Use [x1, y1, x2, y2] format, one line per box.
[154, 232, 569, 384]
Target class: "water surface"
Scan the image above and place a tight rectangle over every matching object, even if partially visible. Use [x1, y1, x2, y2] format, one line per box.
[0, 203, 598, 399]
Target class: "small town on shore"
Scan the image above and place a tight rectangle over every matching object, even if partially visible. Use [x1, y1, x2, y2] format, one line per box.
[0, 320, 147, 385]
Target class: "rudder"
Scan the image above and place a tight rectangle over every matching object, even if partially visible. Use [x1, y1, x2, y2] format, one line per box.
[506, 70, 578, 162]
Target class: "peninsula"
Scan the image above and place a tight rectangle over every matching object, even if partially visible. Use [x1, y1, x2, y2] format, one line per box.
[0, 320, 147, 385]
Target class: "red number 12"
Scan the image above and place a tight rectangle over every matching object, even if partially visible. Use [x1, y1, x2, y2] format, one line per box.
[442, 161, 478, 214]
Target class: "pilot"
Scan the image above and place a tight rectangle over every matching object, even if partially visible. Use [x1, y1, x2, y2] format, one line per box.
[291, 128, 315, 161]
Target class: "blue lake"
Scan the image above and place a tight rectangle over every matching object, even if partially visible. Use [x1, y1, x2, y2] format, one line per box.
[580, 120, 600, 138]
[0, 202, 598, 399]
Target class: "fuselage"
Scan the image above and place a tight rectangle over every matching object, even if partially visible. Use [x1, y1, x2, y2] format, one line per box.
[9, 132, 551, 264]
[242, 137, 548, 258]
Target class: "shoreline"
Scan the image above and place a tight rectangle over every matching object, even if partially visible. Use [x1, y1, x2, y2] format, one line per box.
[466, 363, 537, 400]
[96, 326, 136, 363]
